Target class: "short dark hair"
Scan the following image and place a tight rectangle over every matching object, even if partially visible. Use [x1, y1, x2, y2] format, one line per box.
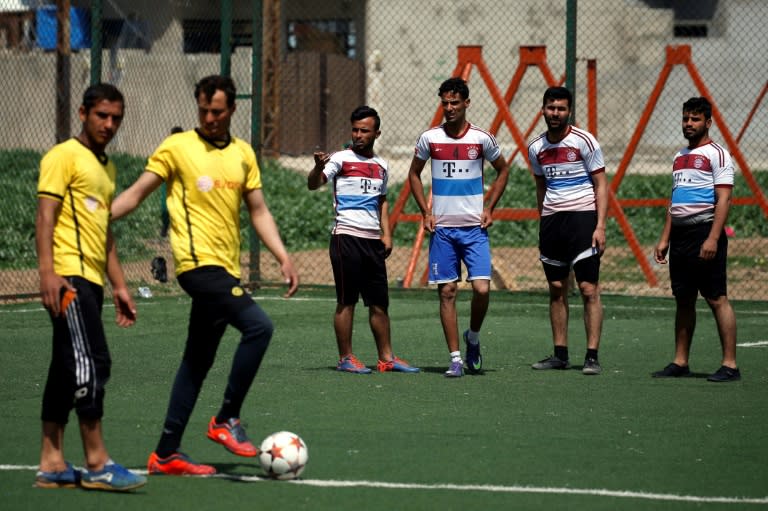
[194, 75, 237, 107]
[542, 86, 572, 108]
[438, 77, 469, 100]
[82, 83, 124, 113]
[350, 105, 380, 130]
[682, 97, 712, 119]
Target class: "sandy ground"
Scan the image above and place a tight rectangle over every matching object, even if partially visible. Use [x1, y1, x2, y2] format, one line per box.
[4, 237, 766, 302]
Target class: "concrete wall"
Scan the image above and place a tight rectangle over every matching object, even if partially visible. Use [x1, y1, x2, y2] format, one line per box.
[1, 0, 765, 175]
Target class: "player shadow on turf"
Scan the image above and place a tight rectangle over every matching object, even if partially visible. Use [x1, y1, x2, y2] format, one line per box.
[209, 462, 269, 477]
[419, 366, 490, 375]
[312, 365, 490, 375]
[211, 463, 306, 482]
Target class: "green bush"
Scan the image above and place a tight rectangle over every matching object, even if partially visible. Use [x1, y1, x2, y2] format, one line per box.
[2, 149, 767, 270]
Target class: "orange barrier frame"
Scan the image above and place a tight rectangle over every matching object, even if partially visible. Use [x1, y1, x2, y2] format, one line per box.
[736, 80, 767, 144]
[390, 45, 656, 288]
[612, 45, 768, 215]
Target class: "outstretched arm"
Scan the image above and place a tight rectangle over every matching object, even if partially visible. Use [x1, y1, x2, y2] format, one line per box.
[307, 151, 330, 190]
[111, 171, 164, 220]
[244, 188, 299, 297]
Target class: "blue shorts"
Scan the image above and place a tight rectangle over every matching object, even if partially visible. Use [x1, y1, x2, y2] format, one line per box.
[428, 226, 491, 284]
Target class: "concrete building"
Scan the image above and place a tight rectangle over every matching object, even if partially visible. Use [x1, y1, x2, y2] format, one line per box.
[1, 0, 765, 178]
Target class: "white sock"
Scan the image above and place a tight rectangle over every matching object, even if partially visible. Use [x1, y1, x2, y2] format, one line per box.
[466, 329, 480, 345]
[450, 351, 462, 363]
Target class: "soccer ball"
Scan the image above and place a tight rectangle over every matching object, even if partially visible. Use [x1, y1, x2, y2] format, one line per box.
[258, 431, 308, 480]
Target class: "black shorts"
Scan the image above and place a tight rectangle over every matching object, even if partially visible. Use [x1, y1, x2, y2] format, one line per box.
[669, 222, 728, 299]
[41, 277, 111, 423]
[539, 211, 600, 283]
[329, 234, 389, 307]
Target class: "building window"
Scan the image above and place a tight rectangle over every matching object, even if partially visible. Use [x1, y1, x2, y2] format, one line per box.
[287, 19, 356, 58]
[182, 19, 252, 54]
[673, 23, 709, 38]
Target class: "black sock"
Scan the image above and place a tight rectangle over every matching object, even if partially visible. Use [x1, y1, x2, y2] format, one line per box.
[155, 432, 182, 458]
[554, 346, 569, 361]
[586, 348, 598, 361]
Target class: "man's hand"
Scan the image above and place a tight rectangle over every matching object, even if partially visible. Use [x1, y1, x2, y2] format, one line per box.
[592, 226, 606, 255]
[699, 237, 718, 260]
[480, 208, 494, 229]
[654, 240, 670, 265]
[39, 271, 73, 317]
[313, 151, 330, 168]
[422, 213, 436, 233]
[281, 259, 299, 298]
[381, 234, 393, 258]
[112, 287, 137, 327]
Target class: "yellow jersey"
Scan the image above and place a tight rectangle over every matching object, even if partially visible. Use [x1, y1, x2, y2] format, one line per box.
[145, 130, 262, 279]
[37, 138, 116, 286]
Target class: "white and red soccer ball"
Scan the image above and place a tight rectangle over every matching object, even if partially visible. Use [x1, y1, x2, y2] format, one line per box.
[258, 431, 308, 480]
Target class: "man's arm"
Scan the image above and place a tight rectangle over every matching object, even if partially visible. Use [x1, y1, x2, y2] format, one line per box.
[654, 207, 673, 265]
[105, 228, 136, 327]
[111, 171, 164, 220]
[35, 197, 72, 316]
[591, 170, 608, 253]
[379, 195, 392, 258]
[481, 156, 510, 228]
[534, 175, 547, 215]
[407, 156, 433, 232]
[244, 188, 299, 297]
[307, 152, 329, 190]
[700, 186, 733, 260]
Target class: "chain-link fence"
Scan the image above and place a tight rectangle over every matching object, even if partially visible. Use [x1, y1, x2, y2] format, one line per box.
[1, 0, 766, 301]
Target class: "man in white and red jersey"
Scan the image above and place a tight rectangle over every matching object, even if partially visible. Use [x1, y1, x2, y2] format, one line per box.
[653, 96, 740, 382]
[528, 86, 608, 375]
[408, 77, 510, 378]
[308, 106, 419, 375]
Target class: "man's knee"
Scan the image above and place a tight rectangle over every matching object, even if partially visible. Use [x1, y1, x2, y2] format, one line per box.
[438, 282, 458, 302]
[237, 304, 274, 344]
[471, 279, 490, 298]
[578, 281, 600, 301]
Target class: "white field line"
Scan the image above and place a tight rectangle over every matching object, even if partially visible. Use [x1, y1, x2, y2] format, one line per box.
[1, 464, 766, 505]
[2, 295, 767, 316]
[737, 341, 768, 348]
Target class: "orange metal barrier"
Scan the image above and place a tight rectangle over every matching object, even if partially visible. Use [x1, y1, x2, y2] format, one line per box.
[390, 45, 655, 288]
[612, 45, 768, 217]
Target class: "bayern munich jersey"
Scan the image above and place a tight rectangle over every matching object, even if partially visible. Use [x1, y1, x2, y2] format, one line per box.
[37, 138, 117, 286]
[322, 149, 387, 239]
[669, 141, 733, 224]
[414, 123, 501, 227]
[528, 126, 605, 216]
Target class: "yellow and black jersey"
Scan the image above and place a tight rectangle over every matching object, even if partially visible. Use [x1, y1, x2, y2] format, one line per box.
[37, 138, 116, 286]
[146, 130, 262, 279]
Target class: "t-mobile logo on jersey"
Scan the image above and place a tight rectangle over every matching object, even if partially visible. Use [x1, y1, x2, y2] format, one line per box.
[359, 178, 379, 194]
[442, 162, 470, 178]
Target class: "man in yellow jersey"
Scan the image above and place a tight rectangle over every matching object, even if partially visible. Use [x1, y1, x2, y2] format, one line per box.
[35, 83, 146, 492]
[111, 75, 299, 476]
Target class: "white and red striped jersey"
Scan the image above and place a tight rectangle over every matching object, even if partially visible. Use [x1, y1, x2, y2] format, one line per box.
[414, 123, 501, 227]
[669, 141, 733, 222]
[528, 126, 605, 216]
[322, 149, 388, 239]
